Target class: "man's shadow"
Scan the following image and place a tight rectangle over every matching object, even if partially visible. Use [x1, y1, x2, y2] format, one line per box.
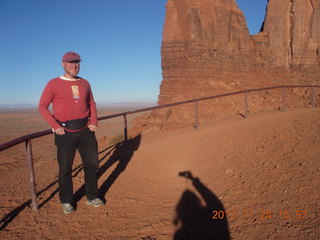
[174, 171, 231, 240]
[98, 134, 141, 198]
[74, 134, 141, 203]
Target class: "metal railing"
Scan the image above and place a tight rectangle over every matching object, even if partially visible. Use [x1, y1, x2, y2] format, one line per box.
[0, 85, 319, 211]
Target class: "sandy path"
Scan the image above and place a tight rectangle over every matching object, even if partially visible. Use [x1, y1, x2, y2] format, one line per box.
[0, 108, 319, 239]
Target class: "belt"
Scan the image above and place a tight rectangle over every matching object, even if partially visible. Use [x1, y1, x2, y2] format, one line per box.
[57, 117, 89, 130]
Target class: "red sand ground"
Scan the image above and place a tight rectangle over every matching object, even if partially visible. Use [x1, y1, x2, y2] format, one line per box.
[0, 108, 319, 239]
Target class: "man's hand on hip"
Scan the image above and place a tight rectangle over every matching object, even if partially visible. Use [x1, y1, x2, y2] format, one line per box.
[54, 127, 65, 135]
[88, 124, 98, 132]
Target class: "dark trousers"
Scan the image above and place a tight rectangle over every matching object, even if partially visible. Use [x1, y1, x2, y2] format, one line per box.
[54, 128, 99, 204]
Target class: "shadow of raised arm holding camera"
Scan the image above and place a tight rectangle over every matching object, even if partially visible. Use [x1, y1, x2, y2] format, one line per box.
[179, 171, 222, 209]
[174, 171, 231, 240]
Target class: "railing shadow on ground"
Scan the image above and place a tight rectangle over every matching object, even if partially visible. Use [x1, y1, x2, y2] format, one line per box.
[0, 136, 140, 230]
[175, 171, 231, 240]
[0, 157, 84, 230]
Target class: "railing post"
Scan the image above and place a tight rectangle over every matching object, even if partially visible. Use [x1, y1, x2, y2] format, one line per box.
[281, 87, 286, 112]
[25, 140, 38, 212]
[243, 92, 248, 118]
[123, 114, 128, 141]
[194, 101, 199, 130]
[311, 87, 315, 108]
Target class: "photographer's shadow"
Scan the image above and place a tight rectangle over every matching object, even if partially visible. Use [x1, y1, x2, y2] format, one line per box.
[174, 171, 231, 240]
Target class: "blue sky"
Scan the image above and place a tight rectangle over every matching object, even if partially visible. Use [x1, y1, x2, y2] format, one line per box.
[0, 0, 267, 107]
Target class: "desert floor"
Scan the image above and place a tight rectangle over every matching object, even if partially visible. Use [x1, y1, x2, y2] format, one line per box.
[0, 107, 319, 239]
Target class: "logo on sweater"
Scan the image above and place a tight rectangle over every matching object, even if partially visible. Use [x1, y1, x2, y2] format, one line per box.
[71, 86, 80, 99]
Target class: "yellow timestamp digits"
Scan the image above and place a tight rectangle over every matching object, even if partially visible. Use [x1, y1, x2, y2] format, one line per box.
[212, 209, 309, 221]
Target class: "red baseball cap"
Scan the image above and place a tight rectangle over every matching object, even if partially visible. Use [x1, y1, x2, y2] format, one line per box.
[62, 52, 81, 62]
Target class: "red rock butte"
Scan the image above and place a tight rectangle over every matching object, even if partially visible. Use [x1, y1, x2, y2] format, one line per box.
[135, 0, 320, 130]
[159, 0, 320, 104]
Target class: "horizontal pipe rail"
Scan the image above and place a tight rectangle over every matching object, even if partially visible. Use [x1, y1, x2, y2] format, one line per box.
[1, 85, 319, 151]
[0, 129, 52, 151]
[101, 85, 319, 120]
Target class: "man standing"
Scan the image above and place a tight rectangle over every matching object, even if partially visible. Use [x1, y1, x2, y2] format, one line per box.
[39, 52, 104, 214]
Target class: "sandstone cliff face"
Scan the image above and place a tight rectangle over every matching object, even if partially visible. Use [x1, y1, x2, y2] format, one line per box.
[160, 0, 256, 104]
[256, 0, 320, 68]
[135, 0, 320, 132]
[159, 0, 320, 106]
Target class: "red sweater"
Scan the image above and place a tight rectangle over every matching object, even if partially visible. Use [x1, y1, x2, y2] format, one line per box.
[38, 77, 98, 130]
